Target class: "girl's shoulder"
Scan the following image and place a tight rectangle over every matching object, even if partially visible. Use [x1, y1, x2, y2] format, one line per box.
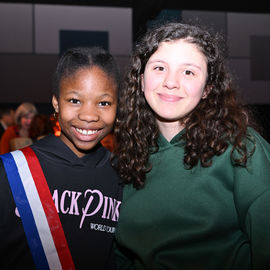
[4, 125, 17, 135]
[213, 127, 270, 168]
[238, 127, 270, 172]
[246, 127, 270, 152]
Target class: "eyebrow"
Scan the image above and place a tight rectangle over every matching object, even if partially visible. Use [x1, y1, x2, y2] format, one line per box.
[147, 59, 165, 65]
[147, 59, 203, 70]
[64, 89, 80, 95]
[64, 90, 115, 99]
[182, 63, 203, 71]
[99, 93, 115, 98]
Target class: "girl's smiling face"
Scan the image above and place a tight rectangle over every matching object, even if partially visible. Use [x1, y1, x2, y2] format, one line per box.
[52, 66, 117, 157]
[142, 39, 208, 136]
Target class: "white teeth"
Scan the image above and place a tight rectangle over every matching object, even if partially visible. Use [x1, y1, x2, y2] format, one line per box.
[76, 128, 98, 135]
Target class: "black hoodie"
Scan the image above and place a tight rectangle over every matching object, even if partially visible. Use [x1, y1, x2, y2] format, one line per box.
[0, 134, 122, 270]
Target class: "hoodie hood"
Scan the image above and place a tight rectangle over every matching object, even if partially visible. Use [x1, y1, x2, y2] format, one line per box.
[31, 134, 110, 168]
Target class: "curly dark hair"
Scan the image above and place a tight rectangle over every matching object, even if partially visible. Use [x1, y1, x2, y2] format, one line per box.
[113, 22, 255, 188]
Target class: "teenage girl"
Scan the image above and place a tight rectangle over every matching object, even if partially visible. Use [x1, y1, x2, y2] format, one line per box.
[113, 22, 270, 270]
[0, 47, 122, 270]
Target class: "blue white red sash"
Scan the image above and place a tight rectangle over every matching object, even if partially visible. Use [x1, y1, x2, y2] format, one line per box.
[0, 147, 75, 270]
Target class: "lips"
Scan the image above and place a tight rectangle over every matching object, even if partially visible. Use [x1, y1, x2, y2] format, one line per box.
[158, 93, 182, 102]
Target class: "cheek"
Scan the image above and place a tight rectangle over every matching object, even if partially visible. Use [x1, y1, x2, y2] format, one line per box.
[58, 102, 74, 118]
[21, 119, 29, 126]
[185, 80, 205, 99]
[142, 73, 161, 93]
[103, 108, 117, 125]
[57, 108, 73, 129]
[20, 120, 25, 126]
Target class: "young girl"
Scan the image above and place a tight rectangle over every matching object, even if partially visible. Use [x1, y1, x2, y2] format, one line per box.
[113, 22, 270, 269]
[0, 47, 122, 269]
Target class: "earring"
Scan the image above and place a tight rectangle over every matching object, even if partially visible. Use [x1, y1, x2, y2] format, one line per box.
[53, 112, 58, 119]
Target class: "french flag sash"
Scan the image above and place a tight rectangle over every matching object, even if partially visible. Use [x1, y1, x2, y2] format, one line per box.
[0, 147, 75, 270]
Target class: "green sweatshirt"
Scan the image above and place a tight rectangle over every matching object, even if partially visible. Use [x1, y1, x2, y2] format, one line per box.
[115, 128, 270, 270]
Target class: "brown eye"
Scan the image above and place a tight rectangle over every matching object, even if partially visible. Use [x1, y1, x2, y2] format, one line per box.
[69, 98, 80, 104]
[99, 101, 111, 107]
[154, 66, 165, 71]
[184, 70, 194, 76]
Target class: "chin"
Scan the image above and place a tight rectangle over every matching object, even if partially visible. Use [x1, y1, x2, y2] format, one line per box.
[77, 144, 97, 152]
[157, 114, 181, 122]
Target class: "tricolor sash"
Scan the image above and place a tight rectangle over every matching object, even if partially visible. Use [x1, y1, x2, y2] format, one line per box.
[0, 147, 75, 270]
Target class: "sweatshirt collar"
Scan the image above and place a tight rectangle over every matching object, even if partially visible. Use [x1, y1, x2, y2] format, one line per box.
[32, 134, 109, 168]
[157, 129, 185, 148]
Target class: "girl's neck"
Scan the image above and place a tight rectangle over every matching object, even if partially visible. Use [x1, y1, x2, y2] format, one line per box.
[156, 120, 184, 142]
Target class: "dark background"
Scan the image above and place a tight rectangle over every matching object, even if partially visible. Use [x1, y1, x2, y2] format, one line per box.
[4, 1, 270, 40]
[1, 1, 270, 142]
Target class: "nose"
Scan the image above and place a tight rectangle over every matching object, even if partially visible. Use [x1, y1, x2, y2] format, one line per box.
[78, 103, 99, 122]
[163, 70, 180, 90]
[25, 117, 34, 125]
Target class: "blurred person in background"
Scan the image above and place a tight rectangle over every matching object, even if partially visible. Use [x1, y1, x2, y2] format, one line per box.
[0, 102, 37, 154]
[29, 113, 54, 141]
[0, 108, 15, 139]
[101, 131, 115, 152]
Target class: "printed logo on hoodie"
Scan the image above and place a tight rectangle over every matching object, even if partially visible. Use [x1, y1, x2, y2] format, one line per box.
[15, 188, 121, 233]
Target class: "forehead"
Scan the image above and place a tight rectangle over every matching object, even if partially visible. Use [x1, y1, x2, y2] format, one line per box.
[69, 66, 110, 81]
[149, 39, 207, 64]
[60, 66, 117, 95]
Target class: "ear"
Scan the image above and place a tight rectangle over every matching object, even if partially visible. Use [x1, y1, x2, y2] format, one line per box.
[141, 74, 145, 92]
[202, 85, 212, 99]
[52, 96, 59, 113]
